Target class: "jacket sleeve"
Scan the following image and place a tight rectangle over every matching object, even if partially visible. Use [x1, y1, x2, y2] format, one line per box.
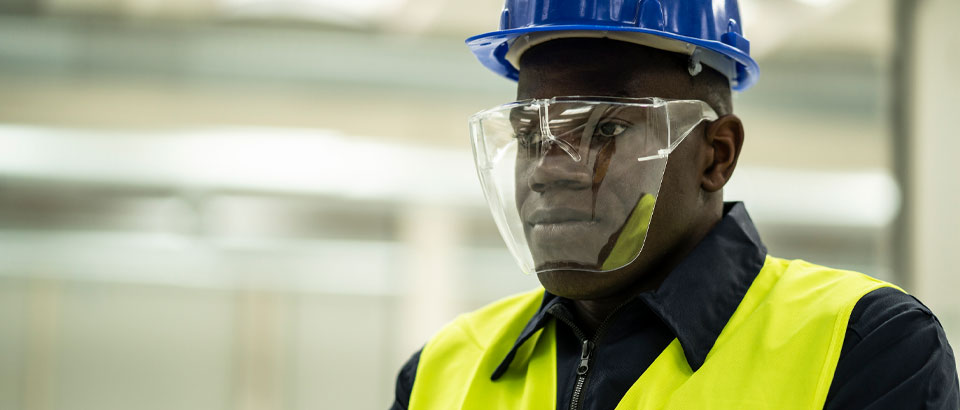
[389, 348, 422, 410]
[825, 287, 960, 409]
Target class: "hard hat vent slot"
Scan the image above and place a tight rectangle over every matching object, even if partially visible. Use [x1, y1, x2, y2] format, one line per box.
[637, 0, 665, 30]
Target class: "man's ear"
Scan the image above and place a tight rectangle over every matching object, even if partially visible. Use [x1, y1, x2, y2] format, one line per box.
[701, 114, 744, 192]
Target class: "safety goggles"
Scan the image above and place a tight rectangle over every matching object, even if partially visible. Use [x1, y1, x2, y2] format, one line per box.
[468, 97, 717, 274]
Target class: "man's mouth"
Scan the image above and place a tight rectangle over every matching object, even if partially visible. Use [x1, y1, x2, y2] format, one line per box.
[526, 208, 595, 226]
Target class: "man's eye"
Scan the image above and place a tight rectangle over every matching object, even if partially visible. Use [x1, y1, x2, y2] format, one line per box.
[596, 121, 628, 138]
[516, 129, 539, 147]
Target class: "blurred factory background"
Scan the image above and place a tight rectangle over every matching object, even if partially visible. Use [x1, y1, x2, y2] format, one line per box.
[0, 0, 957, 409]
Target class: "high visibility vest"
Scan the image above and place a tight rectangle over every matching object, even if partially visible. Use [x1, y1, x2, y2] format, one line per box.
[408, 256, 900, 410]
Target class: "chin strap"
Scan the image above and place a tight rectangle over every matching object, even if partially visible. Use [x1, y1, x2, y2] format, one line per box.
[600, 194, 657, 271]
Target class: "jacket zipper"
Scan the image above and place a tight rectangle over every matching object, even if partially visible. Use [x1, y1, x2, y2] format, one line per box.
[569, 339, 593, 410]
[553, 301, 631, 410]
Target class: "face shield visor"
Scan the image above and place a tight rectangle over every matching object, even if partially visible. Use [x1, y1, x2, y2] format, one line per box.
[469, 97, 717, 275]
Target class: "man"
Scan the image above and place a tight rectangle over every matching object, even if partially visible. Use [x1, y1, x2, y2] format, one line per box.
[391, 1, 959, 409]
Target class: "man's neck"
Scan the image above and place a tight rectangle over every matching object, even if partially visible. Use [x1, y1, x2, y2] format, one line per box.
[569, 212, 720, 336]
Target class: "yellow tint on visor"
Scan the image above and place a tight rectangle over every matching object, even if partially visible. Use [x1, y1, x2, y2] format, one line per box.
[601, 194, 656, 271]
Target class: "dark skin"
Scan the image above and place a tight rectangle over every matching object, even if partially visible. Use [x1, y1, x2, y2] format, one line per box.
[517, 38, 745, 335]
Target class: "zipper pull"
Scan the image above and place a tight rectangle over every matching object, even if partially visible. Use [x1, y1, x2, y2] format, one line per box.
[577, 340, 593, 375]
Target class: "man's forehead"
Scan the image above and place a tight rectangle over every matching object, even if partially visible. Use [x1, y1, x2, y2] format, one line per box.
[516, 38, 698, 100]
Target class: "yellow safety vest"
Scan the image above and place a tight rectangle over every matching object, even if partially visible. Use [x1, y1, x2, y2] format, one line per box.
[408, 256, 900, 410]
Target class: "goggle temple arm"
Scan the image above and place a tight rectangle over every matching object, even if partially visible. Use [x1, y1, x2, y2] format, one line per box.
[649, 101, 719, 160]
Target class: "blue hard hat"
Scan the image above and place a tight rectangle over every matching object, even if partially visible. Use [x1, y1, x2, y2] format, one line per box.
[466, 0, 760, 91]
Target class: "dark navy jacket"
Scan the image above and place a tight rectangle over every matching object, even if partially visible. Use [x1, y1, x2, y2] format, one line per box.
[391, 203, 960, 410]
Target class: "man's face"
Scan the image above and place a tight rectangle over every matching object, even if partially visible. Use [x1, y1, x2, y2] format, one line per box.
[516, 39, 714, 300]
[513, 101, 665, 270]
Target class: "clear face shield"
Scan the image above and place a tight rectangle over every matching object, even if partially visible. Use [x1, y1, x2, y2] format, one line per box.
[469, 97, 717, 274]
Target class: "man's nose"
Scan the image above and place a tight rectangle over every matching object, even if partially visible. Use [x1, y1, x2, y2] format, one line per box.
[528, 141, 592, 193]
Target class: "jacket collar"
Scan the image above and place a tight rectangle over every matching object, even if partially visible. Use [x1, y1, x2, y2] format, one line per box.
[491, 202, 767, 380]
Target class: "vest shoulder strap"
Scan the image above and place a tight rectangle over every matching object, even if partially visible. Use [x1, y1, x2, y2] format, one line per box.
[410, 288, 552, 410]
[618, 256, 901, 409]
